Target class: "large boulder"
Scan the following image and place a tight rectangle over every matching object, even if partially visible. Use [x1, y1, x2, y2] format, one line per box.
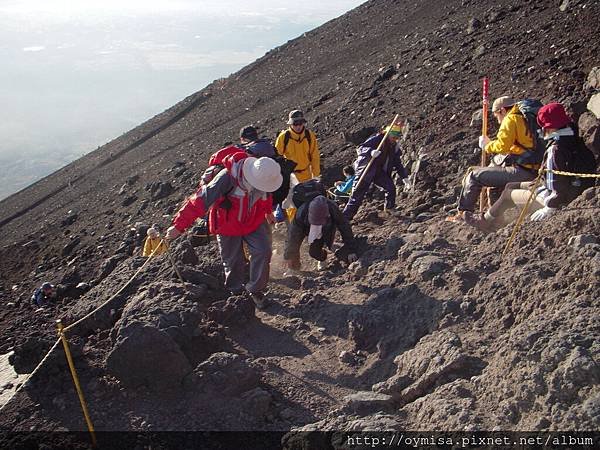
[106, 281, 228, 390]
[373, 331, 485, 403]
[106, 323, 191, 390]
[578, 112, 600, 157]
[588, 93, 600, 119]
[584, 66, 600, 90]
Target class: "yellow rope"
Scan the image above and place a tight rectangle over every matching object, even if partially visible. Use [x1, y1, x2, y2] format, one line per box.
[544, 169, 600, 178]
[502, 171, 544, 257]
[64, 238, 164, 332]
[0, 338, 61, 414]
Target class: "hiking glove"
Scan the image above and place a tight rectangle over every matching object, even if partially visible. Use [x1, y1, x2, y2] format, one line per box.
[165, 226, 182, 241]
[371, 149, 381, 158]
[478, 135, 490, 150]
[347, 253, 358, 263]
[530, 206, 556, 222]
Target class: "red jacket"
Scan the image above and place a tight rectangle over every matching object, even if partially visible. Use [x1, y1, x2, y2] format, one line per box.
[173, 152, 273, 236]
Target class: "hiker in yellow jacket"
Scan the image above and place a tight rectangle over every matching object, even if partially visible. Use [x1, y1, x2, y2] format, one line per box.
[275, 110, 320, 219]
[143, 227, 167, 257]
[447, 96, 537, 222]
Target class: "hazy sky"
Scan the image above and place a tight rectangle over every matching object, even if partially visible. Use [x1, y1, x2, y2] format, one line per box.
[0, 0, 364, 199]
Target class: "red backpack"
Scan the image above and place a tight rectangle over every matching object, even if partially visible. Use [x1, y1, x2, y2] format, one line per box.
[200, 145, 245, 185]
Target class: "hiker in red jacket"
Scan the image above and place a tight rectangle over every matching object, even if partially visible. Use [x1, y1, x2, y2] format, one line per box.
[166, 153, 283, 309]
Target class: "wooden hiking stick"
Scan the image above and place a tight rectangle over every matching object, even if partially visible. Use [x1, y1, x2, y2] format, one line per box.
[479, 77, 489, 212]
[353, 114, 400, 205]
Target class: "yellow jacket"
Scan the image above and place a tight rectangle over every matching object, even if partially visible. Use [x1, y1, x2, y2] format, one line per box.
[275, 127, 320, 182]
[143, 236, 167, 257]
[485, 105, 534, 156]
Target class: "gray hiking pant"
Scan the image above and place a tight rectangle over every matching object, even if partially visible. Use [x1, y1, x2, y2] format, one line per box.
[487, 182, 544, 220]
[457, 164, 536, 212]
[217, 222, 272, 294]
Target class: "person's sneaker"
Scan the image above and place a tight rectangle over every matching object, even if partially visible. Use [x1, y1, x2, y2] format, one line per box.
[464, 212, 494, 232]
[249, 292, 269, 310]
[317, 260, 327, 271]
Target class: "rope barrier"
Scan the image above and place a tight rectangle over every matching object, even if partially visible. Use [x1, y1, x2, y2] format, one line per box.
[164, 240, 186, 284]
[1, 231, 191, 431]
[0, 337, 61, 414]
[544, 169, 600, 178]
[64, 237, 166, 332]
[502, 170, 544, 257]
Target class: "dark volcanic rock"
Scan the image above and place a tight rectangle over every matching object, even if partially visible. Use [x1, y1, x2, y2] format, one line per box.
[187, 352, 261, 395]
[106, 323, 192, 390]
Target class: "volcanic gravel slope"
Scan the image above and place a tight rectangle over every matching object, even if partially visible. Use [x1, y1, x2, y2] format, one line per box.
[0, 0, 599, 440]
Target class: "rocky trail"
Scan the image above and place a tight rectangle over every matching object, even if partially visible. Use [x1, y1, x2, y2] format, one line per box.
[0, 0, 599, 447]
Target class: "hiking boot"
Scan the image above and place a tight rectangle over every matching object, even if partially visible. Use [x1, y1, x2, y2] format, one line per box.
[464, 212, 494, 232]
[249, 292, 269, 310]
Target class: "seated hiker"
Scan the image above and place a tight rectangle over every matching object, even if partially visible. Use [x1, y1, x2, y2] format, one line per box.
[334, 165, 356, 195]
[143, 227, 167, 257]
[31, 282, 56, 307]
[165, 153, 282, 309]
[342, 123, 408, 220]
[448, 96, 542, 222]
[284, 195, 358, 272]
[465, 102, 597, 231]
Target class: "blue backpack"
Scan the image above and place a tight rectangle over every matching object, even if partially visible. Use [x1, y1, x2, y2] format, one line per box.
[513, 99, 546, 166]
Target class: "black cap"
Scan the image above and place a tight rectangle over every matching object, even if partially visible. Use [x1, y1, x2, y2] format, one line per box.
[240, 125, 259, 141]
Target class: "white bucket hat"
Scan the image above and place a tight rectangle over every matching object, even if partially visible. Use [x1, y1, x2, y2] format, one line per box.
[242, 157, 283, 192]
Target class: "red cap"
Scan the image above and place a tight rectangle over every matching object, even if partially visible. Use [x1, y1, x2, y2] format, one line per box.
[537, 103, 571, 130]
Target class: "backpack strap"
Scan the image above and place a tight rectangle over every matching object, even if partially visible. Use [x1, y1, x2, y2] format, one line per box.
[304, 129, 312, 147]
[283, 130, 291, 153]
[283, 129, 312, 153]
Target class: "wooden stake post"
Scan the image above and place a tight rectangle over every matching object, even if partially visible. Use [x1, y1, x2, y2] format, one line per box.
[479, 77, 489, 212]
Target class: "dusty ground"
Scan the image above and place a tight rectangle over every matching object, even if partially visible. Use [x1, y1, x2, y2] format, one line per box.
[0, 0, 599, 445]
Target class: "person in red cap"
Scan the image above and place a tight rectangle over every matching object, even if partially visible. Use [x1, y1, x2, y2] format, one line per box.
[465, 102, 594, 230]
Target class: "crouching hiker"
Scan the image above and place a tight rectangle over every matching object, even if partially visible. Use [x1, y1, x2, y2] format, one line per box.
[166, 154, 283, 309]
[284, 195, 358, 272]
[465, 103, 597, 231]
[342, 123, 408, 220]
[31, 282, 56, 308]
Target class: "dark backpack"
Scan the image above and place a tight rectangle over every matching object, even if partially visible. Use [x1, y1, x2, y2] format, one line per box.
[568, 138, 598, 192]
[282, 129, 312, 153]
[189, 218, 211, 247]
[272, 155, 297, 205]
[292, 179, 326, 209]
[514, 99, 546, 166]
